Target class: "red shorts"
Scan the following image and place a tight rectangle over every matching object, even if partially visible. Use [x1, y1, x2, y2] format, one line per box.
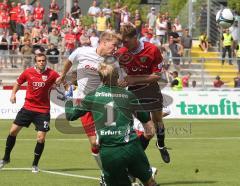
[80, 112, 96, 137]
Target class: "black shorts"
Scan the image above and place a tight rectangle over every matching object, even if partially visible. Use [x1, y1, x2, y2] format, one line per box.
[128, 82, 163, 112]
[14, 108, 50, 132]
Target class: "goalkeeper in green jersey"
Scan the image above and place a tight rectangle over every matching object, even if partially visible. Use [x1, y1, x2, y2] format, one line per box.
[65, 61, 158, 186]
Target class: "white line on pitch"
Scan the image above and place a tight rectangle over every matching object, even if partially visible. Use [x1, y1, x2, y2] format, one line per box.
[0, 137, 240, 141]
[2, 168, 99, 181]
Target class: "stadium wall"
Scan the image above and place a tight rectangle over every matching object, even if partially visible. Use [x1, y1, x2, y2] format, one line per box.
[0, 90, 239, 119]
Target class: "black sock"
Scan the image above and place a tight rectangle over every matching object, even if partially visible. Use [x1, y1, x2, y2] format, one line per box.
[32, 142, 45, 166]
[156, 127, 165, 148]
[3, 135, 16, 161]
[139, 134, 150, 150]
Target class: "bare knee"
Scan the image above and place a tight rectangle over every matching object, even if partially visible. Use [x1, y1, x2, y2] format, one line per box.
[143, 120, 155, 140]
[9, 124, 22, 136]
[37, 132, 46, 143]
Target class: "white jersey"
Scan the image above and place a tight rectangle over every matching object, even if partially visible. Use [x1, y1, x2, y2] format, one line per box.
[68, 46, 104, 98]
[68, 46, 125, 98]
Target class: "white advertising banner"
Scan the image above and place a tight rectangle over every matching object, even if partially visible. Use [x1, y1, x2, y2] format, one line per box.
[162, 90, 240, 119]
[0, 90, 65, 119]
[0, 90, 239, 119]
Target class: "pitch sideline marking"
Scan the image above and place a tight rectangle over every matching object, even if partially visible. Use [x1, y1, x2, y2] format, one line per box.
[1, 137, 240, 141]
[2, 168, 99, 181]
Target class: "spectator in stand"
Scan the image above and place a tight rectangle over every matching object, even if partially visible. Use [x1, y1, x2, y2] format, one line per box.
[182, 72, 191, 87]
[71, 0, 81, 22]
[16, 3, 25, 37]
[213, 75, 224, 88]
[25, 14, 35, 31]
[0, 0, 9, 12]
[140, 31, 150, 43]
[234, 73, 240, 88]
[134, 9, 142, 38]
[0, 31, 8, 68]
[147, 7, 157, 30]
[21, 0, 34, 17]
[230, 20, 238, 50]
[34, 0, 45, 25]
[61, 12, 75, 30]
[173, 18, 183, 37]
[150, 34, 161, 49]
[168, 25, 180, 43]
[9, 33, 20, 68]
[235, 41, 240, 72]
[221, 29, 233, 65]
[9, 2, 18, 34]
[0, 7, 10, 35]
[156, 14, 167, 45]
[21, 38, 33, 70]
[171, 71, 183, 91]
[102, 1, 112, 27]
[46, 43, 60, 69]
[90, 30, 99, 48]
[64, 28, 76, 56]
[181, 28, 192, 64]
[168, 35, 183, 71]
[192, 80, 197, 88]
[48, 28, 60, 47]
[120, 6, 131, 26]
[88, 0, 101, 23]
[49, 0, 60, 22]
[199, 32, 208, 52]
[96, 11, 107, 35]
[113, 2, 122, 33]
[79, 33, 91, 47]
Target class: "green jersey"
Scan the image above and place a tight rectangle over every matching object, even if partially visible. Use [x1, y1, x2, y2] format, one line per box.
[65, 85, 149, 147]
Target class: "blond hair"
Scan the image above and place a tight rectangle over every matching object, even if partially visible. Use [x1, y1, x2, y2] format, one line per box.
[98, 61, 119, 86]
[99, 31, 121, 43]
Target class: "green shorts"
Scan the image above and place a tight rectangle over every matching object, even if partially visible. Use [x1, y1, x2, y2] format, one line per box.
[100, 139, 152, 186]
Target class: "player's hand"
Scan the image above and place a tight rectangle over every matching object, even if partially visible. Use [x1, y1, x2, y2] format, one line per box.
[56, 75, 66, 85]
[10, 94, 16, 104]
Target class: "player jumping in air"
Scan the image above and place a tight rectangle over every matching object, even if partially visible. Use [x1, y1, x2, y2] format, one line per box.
[65, 61, 158, 186]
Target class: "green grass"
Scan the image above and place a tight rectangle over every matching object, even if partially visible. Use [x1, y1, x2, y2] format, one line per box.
[0, 119, 240, 186]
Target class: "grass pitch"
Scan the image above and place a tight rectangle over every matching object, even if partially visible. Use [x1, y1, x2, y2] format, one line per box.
[0, 119, 240, 186]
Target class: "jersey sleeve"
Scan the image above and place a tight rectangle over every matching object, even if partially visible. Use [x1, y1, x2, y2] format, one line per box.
[68, 48, 80, 64]
[16, 70, 27, 85]
[151, 47, 163, 73]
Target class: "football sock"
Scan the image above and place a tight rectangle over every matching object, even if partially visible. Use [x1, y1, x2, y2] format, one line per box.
[156, 127, 165, 148]
[139, 134, 150, 150]
[32, 142, 45, 166]
[91, 147, 102, 170]
[3, 135, 16, 161]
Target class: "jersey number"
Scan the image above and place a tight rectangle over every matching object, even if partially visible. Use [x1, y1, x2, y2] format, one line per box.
[104, 102, 116, 126]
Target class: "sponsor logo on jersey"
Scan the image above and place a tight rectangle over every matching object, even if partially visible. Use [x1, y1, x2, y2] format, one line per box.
[85, 65, 97, 72]
[118, 53, 133, 65]
[42, 75, 48, 81]
[32, 82, 46, 89]
[100, 130, 122, 136]
[139, 56, 148, 63]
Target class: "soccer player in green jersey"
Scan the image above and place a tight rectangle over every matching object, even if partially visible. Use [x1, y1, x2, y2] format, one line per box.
[65, 61, 158, 186]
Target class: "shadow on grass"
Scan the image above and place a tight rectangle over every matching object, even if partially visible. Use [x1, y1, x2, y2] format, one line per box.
[161, 181, 217, 185]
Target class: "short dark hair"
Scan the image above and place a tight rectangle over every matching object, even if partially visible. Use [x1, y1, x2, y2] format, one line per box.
[34, 53, 47, 62]
[120, 24, 137, 38]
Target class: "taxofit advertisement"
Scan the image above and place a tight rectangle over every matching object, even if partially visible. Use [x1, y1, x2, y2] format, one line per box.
[0, 90, 239, 119]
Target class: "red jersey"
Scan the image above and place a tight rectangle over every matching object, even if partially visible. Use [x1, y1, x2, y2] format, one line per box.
[10, 6, 18, 21]
[17, 67, 59, 113]
[116, 41, 163, 75]
[0, 12, 10, 29]
[182, 76, 190, 87]
[34, 6, 44, 20]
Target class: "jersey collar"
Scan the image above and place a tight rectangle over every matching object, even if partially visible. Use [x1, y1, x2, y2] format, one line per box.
[129, 41, 144, 55]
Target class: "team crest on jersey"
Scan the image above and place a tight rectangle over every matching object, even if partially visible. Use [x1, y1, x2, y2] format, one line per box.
[42, 75, 48, 81]
[118, 53, 133, 65]
[140, 56, 148, 63]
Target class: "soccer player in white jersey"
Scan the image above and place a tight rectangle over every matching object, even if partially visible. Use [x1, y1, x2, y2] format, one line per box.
[56, 32, 121, 184]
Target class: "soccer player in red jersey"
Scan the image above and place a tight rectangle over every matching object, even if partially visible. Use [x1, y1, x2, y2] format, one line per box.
[0, 54, 59, 173]
[116, 24, 170, 163]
